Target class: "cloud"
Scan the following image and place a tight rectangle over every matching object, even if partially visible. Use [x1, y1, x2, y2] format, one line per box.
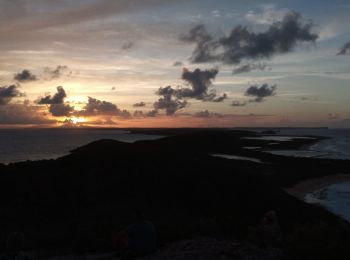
[177, 67, 222, 101]
[14, 69, 37, 82]
[43, 65, 70, 79]
[0, 103, 54, 125]
[180, 24, 217, 63]
[245, 4, 287, 25]
[147, 109, 158, 117]
[83, 97, 119, 115]
[232, 63, 267, 74]
[49, 103, 74, 117]
[121, 42, 134, 50]
[173, 61, 183, 66]
[133, 102, 146, 107]
[133, 109, 158, 118]
[194, 110, 225, 118]
[182, 11, 318, 65]
[154, 86, 187, 115]
[0, 85, 23, 105]
[337, 42, 350, 55]
[37, 86, 74, 117]
[245, 84, 277, 102]
[78, 97, 131, 118]
[37, 86, 67, 104]
[195, 110, 211, 118]
[231, 101, 247, 107]
[212, 93, 228, 102]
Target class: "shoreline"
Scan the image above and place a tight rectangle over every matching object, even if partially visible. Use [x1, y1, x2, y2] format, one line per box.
[285, 173, 350, 200]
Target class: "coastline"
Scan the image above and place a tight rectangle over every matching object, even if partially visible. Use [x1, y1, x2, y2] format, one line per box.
[285, 173, 350, 200]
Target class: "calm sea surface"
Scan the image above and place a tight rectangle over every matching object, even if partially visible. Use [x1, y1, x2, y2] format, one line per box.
[0, 128, 162, 164]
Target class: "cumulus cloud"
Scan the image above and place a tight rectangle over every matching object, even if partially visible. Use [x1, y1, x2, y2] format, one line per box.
[38, 86, 67, 104]
[195, 110, 210, 118]
[83, 97, 119, 115]
[337, 42, 350, 55]
[212, 93, 228, 102]
[49, 103, 74, 117]
[0, 85, 23, 105]
[14, 69, 37, 82]
[133, 102, 146, 107]
[78, 97, 131, 118]
[173, 61, 183, 66]
[194, 110, 224, 118]
[245, 84, 277, 102]
[0, 103, 54, 125]
[37, 86, 74, 117]
[232, 63, 267, 74]
[154, 86, 187, 115]
[177, 68, 225, 101]
[231, 101, 247, 107]
[181, 11, 318, 66]
[133, 109, 158, 118]
[245, 4, 287, 25]
[44, 65, 70, 79]
[121, 42, 134, 50]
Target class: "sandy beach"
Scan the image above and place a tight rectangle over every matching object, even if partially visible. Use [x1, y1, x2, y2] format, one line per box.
[285, 173, 350, 200]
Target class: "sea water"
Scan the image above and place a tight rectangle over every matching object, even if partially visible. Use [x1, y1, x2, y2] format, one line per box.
[0, 128, 162, 164]
[267, 128, 350, 160]
[305, 181, 350, 222]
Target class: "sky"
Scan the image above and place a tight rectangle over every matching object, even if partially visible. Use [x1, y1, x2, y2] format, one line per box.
[0, 0, 349, 128]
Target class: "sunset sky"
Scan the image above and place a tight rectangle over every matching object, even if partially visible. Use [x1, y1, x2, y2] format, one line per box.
[0, 0, 349, 128]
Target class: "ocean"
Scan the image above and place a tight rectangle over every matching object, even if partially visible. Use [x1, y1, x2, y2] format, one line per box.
[305, 182, 350, 222]
[266, 128, 350, 160]
[0, 128, 162, 164]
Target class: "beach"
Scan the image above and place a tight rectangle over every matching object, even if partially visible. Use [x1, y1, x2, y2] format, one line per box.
[285, 174, 350, 201]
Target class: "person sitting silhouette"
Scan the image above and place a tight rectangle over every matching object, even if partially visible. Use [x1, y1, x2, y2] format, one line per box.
[114, 211, 157, 259]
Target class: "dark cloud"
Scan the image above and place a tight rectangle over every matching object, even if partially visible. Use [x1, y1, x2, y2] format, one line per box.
[133, 109, 158, 118]
[212, 93, 228, 102]
[78, 97, 131, 118]
[14, 69, 37, 82]
[154, 86, 187, 115]
[37, 86, 74, 117]
[133, 102, 146, 107]
[231, 101, 247, 107]
[195, 110, 210, 118]
[180, 24, 218, 63]
[173, 61, 183, 67]
[337, 42, 350, 55]
[194, 110, 223, 118]
[38, 86, 67, 104]
[121, 42, 134, 50]
[232, 63, 267, 74]
[177, 68, 220, 101]
[83, 97, 119, 115]
[0, 104, 54, 125]
[44, 65, 70, 79]
[0, 85, 23, 105]
[133, 110, 144, 117]
[182, 11, 317, 65]
[118, 109, 132, 119]
[245, 84, 277, 102]
[147, 109, 158, 117]
[49, 103, 74, 117]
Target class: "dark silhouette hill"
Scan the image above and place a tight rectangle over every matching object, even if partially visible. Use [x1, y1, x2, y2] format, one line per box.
[0, 129, 349, 259]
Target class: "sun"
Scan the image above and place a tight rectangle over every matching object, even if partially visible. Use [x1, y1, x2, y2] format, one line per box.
[70, 116, 87, 124]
